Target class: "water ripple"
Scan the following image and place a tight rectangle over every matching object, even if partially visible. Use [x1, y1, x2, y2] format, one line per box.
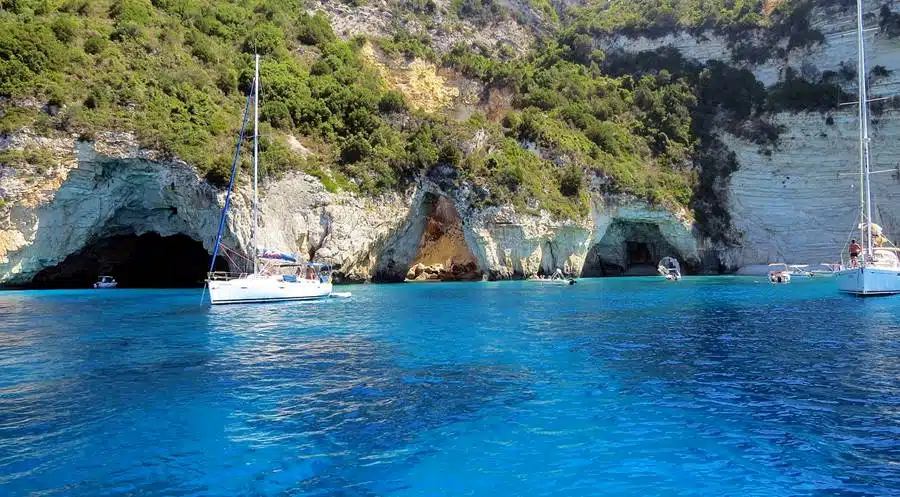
[0, 280, 899, 495]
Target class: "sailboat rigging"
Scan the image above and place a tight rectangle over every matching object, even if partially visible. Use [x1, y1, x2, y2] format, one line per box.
[836, 0, 900, 296]
[205, 55, 334, 305]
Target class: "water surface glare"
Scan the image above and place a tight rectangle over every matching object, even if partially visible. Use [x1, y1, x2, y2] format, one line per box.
[1, 277, 899, 496]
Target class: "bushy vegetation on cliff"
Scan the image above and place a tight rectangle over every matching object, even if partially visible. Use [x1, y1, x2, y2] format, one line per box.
[0, 0, 849, 226]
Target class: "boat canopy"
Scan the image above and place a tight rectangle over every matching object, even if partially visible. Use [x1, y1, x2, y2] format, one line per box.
[259, 248, 298, 262]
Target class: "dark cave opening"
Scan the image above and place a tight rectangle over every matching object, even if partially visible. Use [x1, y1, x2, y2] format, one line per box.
[582, 220, 681, 277]
[30, 233, 228, 289]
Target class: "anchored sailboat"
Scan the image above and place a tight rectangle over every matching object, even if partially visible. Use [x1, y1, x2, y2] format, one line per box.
[205, 55, 333, 305]
[836, 0, 900, 296]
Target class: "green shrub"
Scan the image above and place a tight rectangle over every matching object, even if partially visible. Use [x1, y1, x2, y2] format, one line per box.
[84, 34, 107, 54]
[377, 31, 436, 60]
[110, 22, 144, 42]
[438, 142, 461, 167]
[51, 15, 79, 43]
[242, 23, 284, 55]
[297, 11, 335, 46]
[882, 5, 900, 38]
[378, 90, 407, 113]
[452, 0, 506, 25]
[558, 164, 583, 197]
[108, 0, 154, 24]
[767, 67, 849, 112]
[340, 135, 373, 163]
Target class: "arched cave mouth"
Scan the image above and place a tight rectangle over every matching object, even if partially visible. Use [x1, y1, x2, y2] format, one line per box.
[30, 233, 228, 289]
[582, 220, 682, 277]
[405, 194, 481, 282]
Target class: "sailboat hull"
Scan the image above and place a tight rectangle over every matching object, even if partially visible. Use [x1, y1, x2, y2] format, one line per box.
[837, 267, 900, 296]
[208, 276, 332, 304]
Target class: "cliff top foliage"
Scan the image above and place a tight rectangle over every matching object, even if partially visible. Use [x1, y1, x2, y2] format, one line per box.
[0, 0, 848, 228]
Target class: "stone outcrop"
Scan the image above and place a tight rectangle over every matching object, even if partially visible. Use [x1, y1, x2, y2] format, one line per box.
[0, 132, 408, 285]
[0, 131, 704, 285]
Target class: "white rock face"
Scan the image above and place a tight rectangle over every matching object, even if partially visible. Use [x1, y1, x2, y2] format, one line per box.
[0, 134, 410, 285]
[0, 134, 223, 284]
[463, 205, 594, 279]
[723, 109, 900, 267]
[365, 179, 703, 280]
[1, 130, 705, 286]
[6, 145, 679, 287]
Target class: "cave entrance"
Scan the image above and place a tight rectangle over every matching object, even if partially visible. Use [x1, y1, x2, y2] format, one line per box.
[30, 233, 227, 289]
[405, 194, 481, 282]
[582, 220, 681, 277]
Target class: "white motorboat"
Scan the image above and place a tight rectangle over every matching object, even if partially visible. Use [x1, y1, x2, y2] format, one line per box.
[657, 257, 681, 281]
[768, 263, 791, 284]
[809, 263, 844, 277]
[205, 55, 332, 305]
[93, 275, 117, 288]
[525, 268, 576, 285]
[835, 2, 900, 296]
[787, 265, 814, 278]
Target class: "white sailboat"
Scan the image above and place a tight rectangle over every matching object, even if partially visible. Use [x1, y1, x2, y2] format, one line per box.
[205, 55, 333, 305]
[836, 0, 900, 296]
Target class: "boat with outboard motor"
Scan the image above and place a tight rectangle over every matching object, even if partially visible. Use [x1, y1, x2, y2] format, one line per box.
[657, 257, 681, 281]
[93, 275, 117, 289]
[768, 263, 791, 284]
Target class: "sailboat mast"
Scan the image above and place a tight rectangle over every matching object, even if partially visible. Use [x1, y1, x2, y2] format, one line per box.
[252, 54, 260, 274]
[857, 0, 874, 259]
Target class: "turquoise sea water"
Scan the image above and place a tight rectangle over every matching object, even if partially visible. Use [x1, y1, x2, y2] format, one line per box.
[1, 277, 899, 496]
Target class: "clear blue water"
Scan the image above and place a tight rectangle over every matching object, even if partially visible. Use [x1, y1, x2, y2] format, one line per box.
[1, 277, 899, 496]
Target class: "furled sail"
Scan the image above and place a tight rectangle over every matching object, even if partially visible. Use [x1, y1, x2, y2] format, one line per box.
[260, 249, 298, 262]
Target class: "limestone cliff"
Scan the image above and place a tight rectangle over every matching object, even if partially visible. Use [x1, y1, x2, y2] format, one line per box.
[0, 131, 702, 286]
[599, 0, 900, 267]
[0, 132, 409, 285]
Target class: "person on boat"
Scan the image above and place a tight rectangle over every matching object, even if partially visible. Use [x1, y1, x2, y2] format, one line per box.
[305, 266, 316, 280]
[849, 239, 862, 267]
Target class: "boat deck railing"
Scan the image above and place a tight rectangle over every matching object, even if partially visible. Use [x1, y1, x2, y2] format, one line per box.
[207, 271, 248, 281]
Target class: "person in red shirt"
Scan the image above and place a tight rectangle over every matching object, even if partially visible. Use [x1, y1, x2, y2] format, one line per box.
[849, 239, 862, 267]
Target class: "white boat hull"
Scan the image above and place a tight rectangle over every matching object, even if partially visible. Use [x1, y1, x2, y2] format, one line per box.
[208, 275, 332, 304]
[837, 267, 900, 296]
[93, 282, 117, 288]
[525, 279, 576, 285]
